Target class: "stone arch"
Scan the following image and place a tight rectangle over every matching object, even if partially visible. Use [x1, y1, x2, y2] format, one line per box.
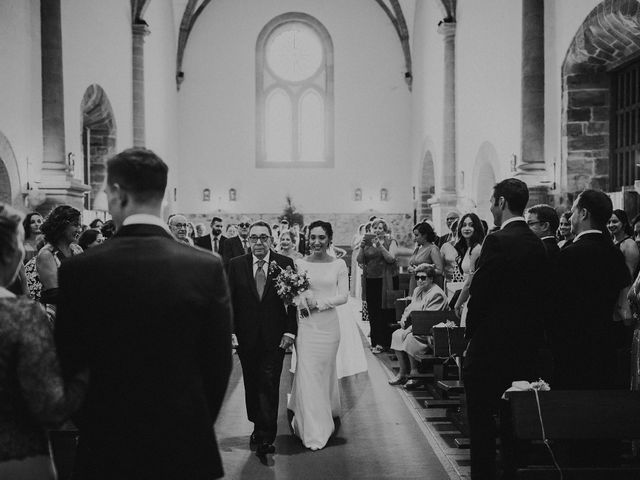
[562, 0, 640, 195]
[0, 131, 21, 207]
[419, 151, 436, 221]
[81, 84, 117, 210]
[472, 142, 499, 222]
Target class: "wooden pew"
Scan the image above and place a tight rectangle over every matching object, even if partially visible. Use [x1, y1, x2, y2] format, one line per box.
[501, 390, 640, 479]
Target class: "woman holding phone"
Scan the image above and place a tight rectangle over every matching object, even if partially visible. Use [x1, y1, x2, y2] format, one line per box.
[357, 218, 398, 353]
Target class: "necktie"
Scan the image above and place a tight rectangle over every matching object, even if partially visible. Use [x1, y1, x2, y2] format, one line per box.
[214, 237, 219, 253]
[243, 239, 249, 253]
[255, 260, 266, 298]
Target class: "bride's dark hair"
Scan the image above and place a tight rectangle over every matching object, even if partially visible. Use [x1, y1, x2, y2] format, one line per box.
[307, 220, 333, 243]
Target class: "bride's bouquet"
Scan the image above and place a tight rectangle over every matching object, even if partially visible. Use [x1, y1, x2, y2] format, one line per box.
[268, 261, 313, 317]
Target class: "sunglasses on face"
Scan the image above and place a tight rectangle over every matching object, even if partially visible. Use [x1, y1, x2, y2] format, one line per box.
[416, 275, 428, 281]
[238, 223, 251, 228]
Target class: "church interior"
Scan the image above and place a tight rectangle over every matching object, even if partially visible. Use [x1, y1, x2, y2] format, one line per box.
[3, 1, 640, 479]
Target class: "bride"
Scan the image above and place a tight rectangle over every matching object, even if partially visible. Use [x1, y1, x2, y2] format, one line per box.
[288, 220, 349, 450]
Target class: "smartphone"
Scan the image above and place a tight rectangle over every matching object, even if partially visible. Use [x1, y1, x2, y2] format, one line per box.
[363, 233, 376, 245]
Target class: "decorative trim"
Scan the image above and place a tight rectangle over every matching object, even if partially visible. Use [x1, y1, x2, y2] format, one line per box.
[373, 0, 413, 90]
[176, 0, 213, 90]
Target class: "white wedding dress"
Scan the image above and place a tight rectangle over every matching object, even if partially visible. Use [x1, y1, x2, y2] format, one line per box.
[288, 258, 348, 450]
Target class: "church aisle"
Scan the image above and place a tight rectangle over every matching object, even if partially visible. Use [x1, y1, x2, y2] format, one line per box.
[215, 346, 453, 479]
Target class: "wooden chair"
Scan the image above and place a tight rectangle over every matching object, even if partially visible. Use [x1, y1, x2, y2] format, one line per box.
[501, 390, 640, 479]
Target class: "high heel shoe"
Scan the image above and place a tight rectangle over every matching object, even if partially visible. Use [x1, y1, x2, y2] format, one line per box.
[388, 375, 407, 386]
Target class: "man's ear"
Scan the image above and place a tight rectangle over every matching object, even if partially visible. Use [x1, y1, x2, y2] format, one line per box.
[498, 196, 507, 211]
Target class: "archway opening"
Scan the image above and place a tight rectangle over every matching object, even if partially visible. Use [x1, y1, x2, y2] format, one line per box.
[81, 84, 117, 210]
[562, 0, 640, 196]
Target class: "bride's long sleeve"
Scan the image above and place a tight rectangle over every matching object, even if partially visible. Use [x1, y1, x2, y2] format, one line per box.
[316, 261, 349, 311]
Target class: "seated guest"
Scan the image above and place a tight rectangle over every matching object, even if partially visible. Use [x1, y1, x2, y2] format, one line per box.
[557, 211, 574, 249]
[22, 212, 44, 263]
[77, 229, 104, 251]
[388, 267, 447, 387]
[555, 190, 630, 389]
[277, 229, 302, 260]
[0, 203, 87, 479]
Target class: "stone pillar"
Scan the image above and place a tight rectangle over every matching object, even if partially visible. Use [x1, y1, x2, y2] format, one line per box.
[132, 22, 150, 147]
[39, 0, 89, 210]
[431, 21, 458, 231]
[517, 0, 548, 205]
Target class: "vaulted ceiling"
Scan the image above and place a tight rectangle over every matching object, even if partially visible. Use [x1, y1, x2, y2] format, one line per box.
[132, 0, 457, 91]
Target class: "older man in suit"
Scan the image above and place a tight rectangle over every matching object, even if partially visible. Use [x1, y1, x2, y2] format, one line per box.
[55, 148, 233, 480]
[554, 190, 630, 389]
[227, 221, 297, 457]
[464, 178, 548, 480]
[195, 216, 227, 255]
[222, 215, 252, 267]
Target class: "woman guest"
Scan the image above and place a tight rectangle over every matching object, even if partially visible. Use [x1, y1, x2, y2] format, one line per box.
[440, 219, 465, 285]
[557, 211, 574, 249]
[388, 267, 447, 386]
[36, 205, 83, 319]
[77, 229, 104, 251]
[226, 224, 238, 238]
[407, 222, 444, 293]
[357, 218, 398, 354]
[89, 218, 104, 230]
[349, 224, 366, 298]
[22, 212, 44, 264]
[453, 213, 485, 326]
[0, 204, 87, 479]
[100, 220, 116, 240]
[277, 229, 302, 260]
[608, 209, 640, 278]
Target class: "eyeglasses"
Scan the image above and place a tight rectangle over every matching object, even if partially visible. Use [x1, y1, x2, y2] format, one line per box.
[238, 223, 251, 228]
[415, 275, 428, 281]
[248, 234, 270, 243]
[172, 223, 188, 229]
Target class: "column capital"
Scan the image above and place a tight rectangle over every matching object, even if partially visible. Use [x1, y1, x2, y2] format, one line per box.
[437, 21, 456, 39]
[132, 23, 150, 37]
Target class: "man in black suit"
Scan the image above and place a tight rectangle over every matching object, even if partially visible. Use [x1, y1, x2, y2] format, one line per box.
[464, 178, 547, 480]
[55, 148, 233, 480]
[436, 210, 460, 248]
[554, 190, 630, 389]
[195, 215, 227, 255]
[526, 204, 560, 264]
[222, 215, 252, 268]
[227, 221, 297, 457]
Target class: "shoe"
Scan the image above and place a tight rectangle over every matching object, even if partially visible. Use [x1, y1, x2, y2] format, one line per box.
[371, 345, 384, 354]
[388, 375, 407, 386]
[404, 379, 422, 390]
[249, 432, 259, 451]
[256, 442, 275, 455]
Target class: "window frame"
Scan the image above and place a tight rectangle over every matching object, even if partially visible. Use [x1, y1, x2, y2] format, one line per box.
[256, 12, 334, 168]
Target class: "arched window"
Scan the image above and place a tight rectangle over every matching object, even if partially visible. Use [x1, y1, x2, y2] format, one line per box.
[256, 13, 334, 167]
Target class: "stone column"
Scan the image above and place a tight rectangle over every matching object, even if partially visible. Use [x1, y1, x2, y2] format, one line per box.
[430, 21, 458, 230]
[39, 0, 89, 211]
[517, 0, 548, 205]
[132, 22, 150, 147]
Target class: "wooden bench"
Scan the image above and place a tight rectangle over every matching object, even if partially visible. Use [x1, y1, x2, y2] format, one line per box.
[501, 390, 640, 479]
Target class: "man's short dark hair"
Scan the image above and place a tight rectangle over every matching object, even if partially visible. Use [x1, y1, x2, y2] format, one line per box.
[250, 220, 272, 236]
[107, 148, 168, 202]
[210, 216, 222, 226]
[575, 190, 613, 232]
[527, 204, 559, 233]
[493, 178, 529, 215]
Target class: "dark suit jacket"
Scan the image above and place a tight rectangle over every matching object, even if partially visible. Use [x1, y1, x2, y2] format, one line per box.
[195, 233, 227, 255]
[297, 233, 306, 255]
[227, 252, 297, 352]
[541, 236, 560, 265]
[465, 220, 548, 378]
[554, 232, 630, 389]
[55, 224, 232, 479]
[222, 236, 248, 268]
